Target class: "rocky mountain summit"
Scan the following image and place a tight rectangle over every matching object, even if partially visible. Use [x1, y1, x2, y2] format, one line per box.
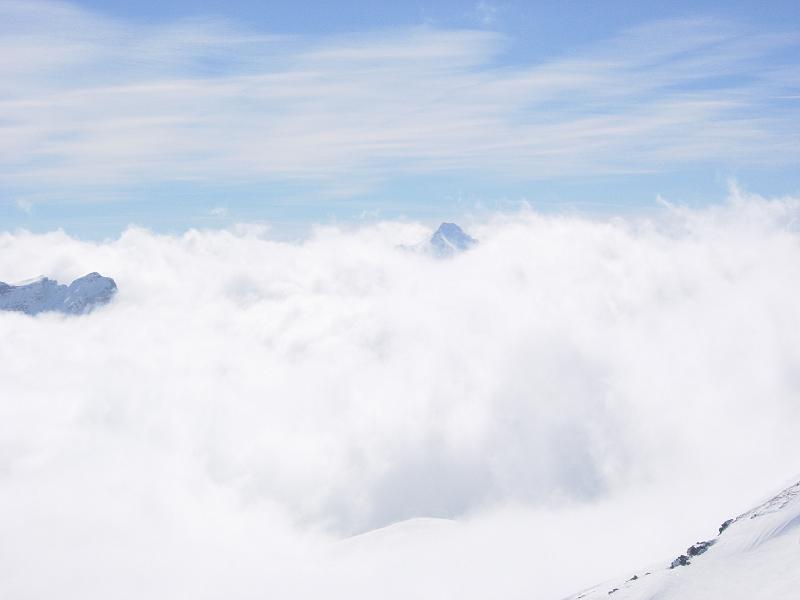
[429, 222, 478, 257]
[395, 222, 478, 256]
[0, 272, 117, 315]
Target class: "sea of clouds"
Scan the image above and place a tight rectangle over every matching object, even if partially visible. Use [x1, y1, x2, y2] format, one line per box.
[2, 191, 800, 599]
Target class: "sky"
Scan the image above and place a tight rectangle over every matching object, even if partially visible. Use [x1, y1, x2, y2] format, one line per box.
[1, 0, 799, 237]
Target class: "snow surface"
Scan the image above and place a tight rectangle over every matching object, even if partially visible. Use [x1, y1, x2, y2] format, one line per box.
[0, 272, 116, 315]
[566, 479, 800, 600]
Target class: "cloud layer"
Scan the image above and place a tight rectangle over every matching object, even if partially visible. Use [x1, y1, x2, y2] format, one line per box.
[1, 1, 799, 201]
[2, 192, 800, 598]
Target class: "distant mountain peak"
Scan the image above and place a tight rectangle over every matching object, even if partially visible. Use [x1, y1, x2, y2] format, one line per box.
[429, 222, 477, 257]
[0, 272, 117, 316]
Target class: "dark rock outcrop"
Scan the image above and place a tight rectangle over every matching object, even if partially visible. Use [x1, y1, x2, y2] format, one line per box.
[718, 518, 734, 534]
[669, 554, 691, 569]
[687, 540, 715, 557]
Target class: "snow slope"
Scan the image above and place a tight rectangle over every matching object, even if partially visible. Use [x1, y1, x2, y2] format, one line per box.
[0, 272, 117, 315]
[566, 479, 800, 599]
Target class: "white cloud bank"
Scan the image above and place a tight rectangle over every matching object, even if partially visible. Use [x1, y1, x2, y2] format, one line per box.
[0, 1, 798, 199]
[2, 192, 800, 598]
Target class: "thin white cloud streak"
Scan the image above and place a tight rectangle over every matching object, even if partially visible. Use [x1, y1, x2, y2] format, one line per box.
[14, 197, 33, 213]
[0, 2, 798, 198]
[2, 193, 800, 598]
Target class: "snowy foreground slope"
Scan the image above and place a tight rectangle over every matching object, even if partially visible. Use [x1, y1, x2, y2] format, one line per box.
[0, 272, 116, 315]
[566, 479, 800, 600]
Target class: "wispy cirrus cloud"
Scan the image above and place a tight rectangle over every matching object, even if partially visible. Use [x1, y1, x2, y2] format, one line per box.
[0, 1, 798, 202]
[14, 197, 34, 214]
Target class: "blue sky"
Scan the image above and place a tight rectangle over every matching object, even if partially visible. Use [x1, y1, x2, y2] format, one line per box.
[1, 0, 799, 237]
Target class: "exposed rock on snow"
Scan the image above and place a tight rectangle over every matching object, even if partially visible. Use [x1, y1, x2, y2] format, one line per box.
[0, 272, 117, 315]
[566, 478, 800, 599]
[668, 554, 691, 569]
[686, 539, 715, 556]
[668, 538, 717, 569]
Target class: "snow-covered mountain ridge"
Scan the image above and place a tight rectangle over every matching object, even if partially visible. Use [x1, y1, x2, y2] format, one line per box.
[566, 478, 800, 599]
[0, 272, 117, 315]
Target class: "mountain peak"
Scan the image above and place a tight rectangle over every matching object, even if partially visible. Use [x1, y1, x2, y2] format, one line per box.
[429, 222, 477, 257]
[0, 272, 117, 316]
